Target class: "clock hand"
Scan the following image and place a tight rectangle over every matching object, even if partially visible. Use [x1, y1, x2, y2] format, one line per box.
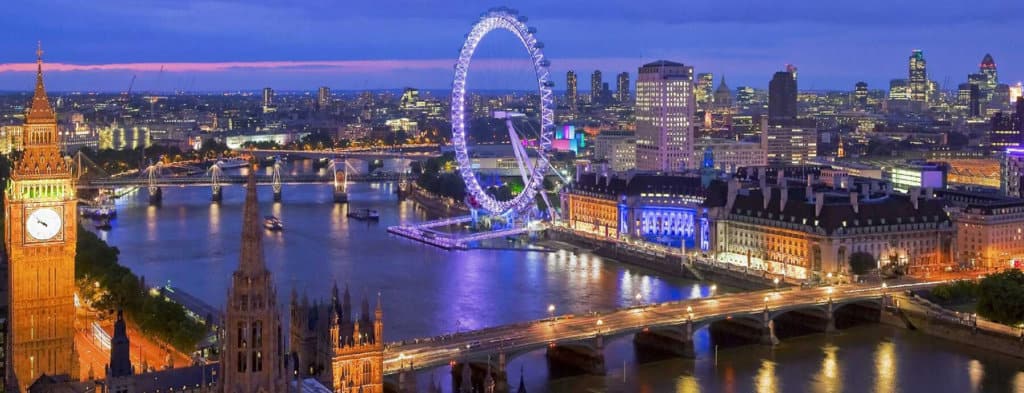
[36, 218, 48, 228]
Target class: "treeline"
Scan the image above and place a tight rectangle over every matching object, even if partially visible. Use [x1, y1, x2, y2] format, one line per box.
[413, 153, 467, 202]
[930, 270, 1024, 326]
[76, 227, 208, 352]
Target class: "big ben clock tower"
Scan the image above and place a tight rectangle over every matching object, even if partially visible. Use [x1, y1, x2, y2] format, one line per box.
[4, 44, 79, 390]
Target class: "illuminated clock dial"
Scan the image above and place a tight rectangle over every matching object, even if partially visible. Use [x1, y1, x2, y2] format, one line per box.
[26, 208, 62, 241]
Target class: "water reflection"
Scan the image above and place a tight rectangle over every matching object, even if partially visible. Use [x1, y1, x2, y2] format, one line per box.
[874, 340, 896, 393]
[812, 344, 841, 393]
[755, 359, 778, 393]
[967, 359, 984, 393]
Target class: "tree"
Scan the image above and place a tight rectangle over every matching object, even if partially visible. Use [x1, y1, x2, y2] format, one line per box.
[848, 251, 876, 275]
[976, 269, 1024, 325]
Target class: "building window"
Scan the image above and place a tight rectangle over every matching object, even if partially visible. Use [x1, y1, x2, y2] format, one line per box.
[238, 352, 246, 373]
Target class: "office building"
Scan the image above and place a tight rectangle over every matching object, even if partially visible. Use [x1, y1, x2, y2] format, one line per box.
[694, 138, 765, 173]
[908, 50, 928, 103]
[761, 118, 817, 165]
[634, 60, 695, 172]
[886, 162, 947, 193]
[590, 70, 602, 103]
[989, 112, 1020, 154]
[1002, 148, 1024, 197]
[942, 190, 1024, 269]
[318, 86, 331, 110]
[854, 82, 869, 109]
[696, 73, 714, 109]
[262, 87, 275, 113]
[768, 70, 797, 122]
[980, 54, 998, 99]
[593, 131, 637, 172]
[616, 72, 630, 103]
[566, 70, 578, 110]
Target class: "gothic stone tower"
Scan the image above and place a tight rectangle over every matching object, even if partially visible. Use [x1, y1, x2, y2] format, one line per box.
[221, 170, 286, 393]
[4, 44, 80, 390]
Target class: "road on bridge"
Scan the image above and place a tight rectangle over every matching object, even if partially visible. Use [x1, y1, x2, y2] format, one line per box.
[382, 281, 941, 373]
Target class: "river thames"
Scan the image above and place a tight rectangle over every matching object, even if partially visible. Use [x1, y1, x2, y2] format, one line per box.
[90, 162, 1024, 392]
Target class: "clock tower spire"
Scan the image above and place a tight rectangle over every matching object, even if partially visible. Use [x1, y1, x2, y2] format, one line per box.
[4, 44, 80, 391]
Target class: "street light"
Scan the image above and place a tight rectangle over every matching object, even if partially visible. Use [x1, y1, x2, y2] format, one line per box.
[686, 305, 694, 321]
[773, 277, 780, 292]
[826, 272, 833, 286]
[635, 293, 643, 308]
[709, 284, 718, 296]
[763, 295, 770, 311]
[827, 287, 834, 303]
[548, 304, 555, 322]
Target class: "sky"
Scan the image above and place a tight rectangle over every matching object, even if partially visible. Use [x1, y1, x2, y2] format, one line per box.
[0, 0, 1021, 92]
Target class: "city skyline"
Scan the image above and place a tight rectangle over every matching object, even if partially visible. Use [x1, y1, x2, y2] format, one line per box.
[0, 0, 1022, 91]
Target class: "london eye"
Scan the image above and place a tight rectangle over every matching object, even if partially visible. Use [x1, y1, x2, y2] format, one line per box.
[450, 7, 555, 217]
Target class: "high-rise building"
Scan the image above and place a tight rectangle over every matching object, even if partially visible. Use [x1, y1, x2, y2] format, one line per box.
[696, 73, 715, 108]
[768, 70, 797, 123]
[566, 70, 578, 110]
[981, 54, 998, 98]
[1016, 97, 1024, 133]
[761, 117, 817, 164]
[616, 72, 630, 103]
[5, 46, 80, 391]
[262, 87, 275, 113]
[635, 60, 695, 172]
[970, 84, 982, 118]
[590, 70, 603, 103]
[222, 172, 288, 392]
[889, 79, 910, 101]
[989, 112, 1020, 154]
[908, 50, 928, 103]
[318, 86, 331, 110]
[854, 81, 869, 108]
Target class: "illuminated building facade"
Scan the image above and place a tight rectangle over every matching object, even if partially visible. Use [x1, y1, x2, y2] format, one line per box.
[97, 124, 151, 151]
[635, 61, 695, 172]
[562, 173, 712, 250]
[942, 190, 1024, 269]
[566, 71, 578, 111]
[908, 50, 928, 103]
[696, 73, 715, 109]
[989, 112, 1020, 154]
[4, 48, 80, 391]
[761, 118, 817, 165]
[590, 70, 602, 104]
[1001, 148, 1024, 197]
[593, 131, 636, 172]
[980, 54, 998, 100]
[713, 177, 953, 279]
[854, 82, 869, 109]
[886, 162, 947, 193]
[318, 86, 331, 110]
[693, 138, 765, 174]
[262, 87, 275, 113]
[0, 125, 23, 154]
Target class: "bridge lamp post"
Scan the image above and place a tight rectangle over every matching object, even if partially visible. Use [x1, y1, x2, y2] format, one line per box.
[686, 306, 694, 322]
[826, 272, 833, 286]
[635, 293, 643, 308]
[763, 296, 770, 312]
[827, 287, 834, 304]
[548, 304, 556, 323]
[710, 284, 718, 297]
[773, 277, 780, 292]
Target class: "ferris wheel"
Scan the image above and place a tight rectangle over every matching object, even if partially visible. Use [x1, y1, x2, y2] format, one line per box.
[450, 7, 555, 217]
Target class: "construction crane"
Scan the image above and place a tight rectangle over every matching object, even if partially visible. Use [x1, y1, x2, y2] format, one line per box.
[123, 74, 136, 104]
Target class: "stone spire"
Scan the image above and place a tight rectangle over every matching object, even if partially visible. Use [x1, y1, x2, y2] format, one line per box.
[27, 41, 55, 125]
[342, 284, 352, 323]
[109, 309, 133, 378]
[222, 168, 285, 393]
[238, 168, 267, 273]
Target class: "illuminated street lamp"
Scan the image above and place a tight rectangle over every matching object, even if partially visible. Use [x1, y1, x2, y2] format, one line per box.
[686, 305, 694, 322]
[710, 284, 718, 296]
[596, 319, 604, 334]
[635, 292, 643, 308]
[763, 295, 770, 311]
[773, 277, 780, 292]
[827, 287, 834, 303]
[826, 272, 833, 286]
[547, 304, 556, 321]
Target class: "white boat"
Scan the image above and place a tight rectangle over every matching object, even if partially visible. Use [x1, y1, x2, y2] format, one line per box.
[264, 216, 284, 231]
[216, 158, 249, 169]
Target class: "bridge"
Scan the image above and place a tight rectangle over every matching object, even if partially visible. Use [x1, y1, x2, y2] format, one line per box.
[381, 281, 939, 390]
[74, 153, 411, 205]
[245, 146, 441, 161]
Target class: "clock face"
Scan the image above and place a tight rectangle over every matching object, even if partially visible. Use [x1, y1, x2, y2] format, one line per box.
[26, 207, 62, 241]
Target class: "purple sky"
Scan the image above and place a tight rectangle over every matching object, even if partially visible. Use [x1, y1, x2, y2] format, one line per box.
[1, 0, 1021, 92]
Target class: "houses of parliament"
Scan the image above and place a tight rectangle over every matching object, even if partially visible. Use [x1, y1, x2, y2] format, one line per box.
[4, 48, 384, 393]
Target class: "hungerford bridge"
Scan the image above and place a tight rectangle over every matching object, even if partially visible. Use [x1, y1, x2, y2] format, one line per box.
[380, 280, 939, 391]
[74, 153, 411, 205]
